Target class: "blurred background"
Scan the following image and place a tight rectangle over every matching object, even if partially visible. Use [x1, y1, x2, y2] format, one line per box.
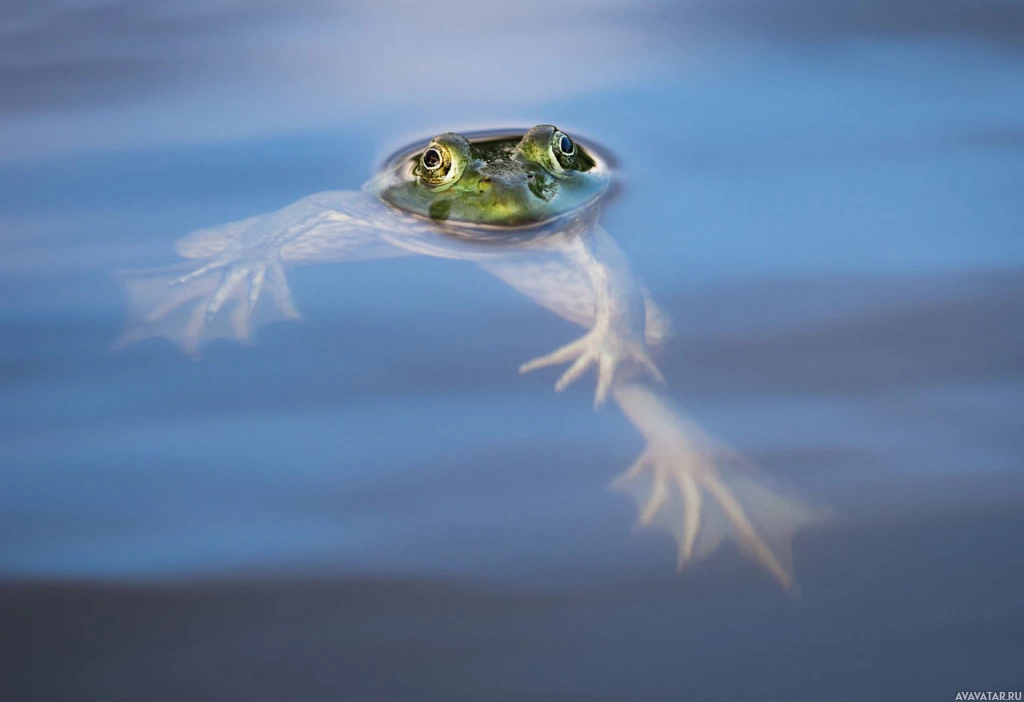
[1, 1, 1022, 700]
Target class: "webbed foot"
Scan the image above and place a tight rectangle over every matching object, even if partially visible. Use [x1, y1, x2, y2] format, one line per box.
[609, 406, 827, 593]
[520, 325, 664, 407]
[117, 254, 299, 355]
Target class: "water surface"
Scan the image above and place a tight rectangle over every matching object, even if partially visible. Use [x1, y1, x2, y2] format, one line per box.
[2, 1, 1022, 699]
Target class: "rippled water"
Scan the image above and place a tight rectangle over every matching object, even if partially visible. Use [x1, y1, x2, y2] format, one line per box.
[2, 1, 1023, 700]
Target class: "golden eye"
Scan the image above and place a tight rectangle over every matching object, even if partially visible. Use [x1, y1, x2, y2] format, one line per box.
[417, 144, 454, 187]
[416, 133, 471, 190]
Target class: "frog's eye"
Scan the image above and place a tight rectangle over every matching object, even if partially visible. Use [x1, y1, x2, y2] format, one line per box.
[558, 134, 575, 156]
[415, 135, 469, 190]
[551, 130, 578, 172]
[419, 146, 450, 183]
[422, 147, 442, 170]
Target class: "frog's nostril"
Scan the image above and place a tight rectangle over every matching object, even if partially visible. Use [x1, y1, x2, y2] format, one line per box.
[478, 177, 492, 192]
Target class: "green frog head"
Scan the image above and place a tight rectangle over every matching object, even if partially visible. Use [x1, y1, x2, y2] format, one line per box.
[372, 125, 610, 228]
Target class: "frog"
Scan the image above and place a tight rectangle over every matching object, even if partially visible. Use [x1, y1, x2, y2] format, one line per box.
[118, 125, 826, 591]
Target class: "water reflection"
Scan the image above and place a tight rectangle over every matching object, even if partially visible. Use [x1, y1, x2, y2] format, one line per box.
[115, 126, 826, 591]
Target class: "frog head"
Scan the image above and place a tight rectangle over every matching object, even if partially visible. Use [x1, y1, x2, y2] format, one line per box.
[373, 125, 610, 228]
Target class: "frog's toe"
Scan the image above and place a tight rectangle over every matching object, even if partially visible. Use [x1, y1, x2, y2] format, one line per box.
[266, 260, 301, 320]
[246, 264, 267, 312]
[202, 265, 250, 323]
[520, 335, 605, 402]
[521, 329, 665, 408]
[519, 336, 587, 375]
[556, 351, 595, 393]
[171, 259, 224, 287]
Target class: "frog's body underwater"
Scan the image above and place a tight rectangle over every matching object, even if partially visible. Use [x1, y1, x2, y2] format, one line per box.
[119, 125, 826, 591]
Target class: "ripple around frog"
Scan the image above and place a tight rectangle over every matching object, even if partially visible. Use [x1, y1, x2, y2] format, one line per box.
[369, 128, 619, 251]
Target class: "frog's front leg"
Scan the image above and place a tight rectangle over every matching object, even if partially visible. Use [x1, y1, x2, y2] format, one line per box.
[516, 224, 665, 407]
[519, 318, 664, 407]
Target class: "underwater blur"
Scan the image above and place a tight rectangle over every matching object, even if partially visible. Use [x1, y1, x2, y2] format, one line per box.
[1, 1, 1022, 700]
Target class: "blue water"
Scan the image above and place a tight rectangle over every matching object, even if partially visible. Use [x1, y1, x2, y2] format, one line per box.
[2, 2, 1023, 700]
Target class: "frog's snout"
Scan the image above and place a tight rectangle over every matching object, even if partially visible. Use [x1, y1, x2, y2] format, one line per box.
[477, 174, 532, 198]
